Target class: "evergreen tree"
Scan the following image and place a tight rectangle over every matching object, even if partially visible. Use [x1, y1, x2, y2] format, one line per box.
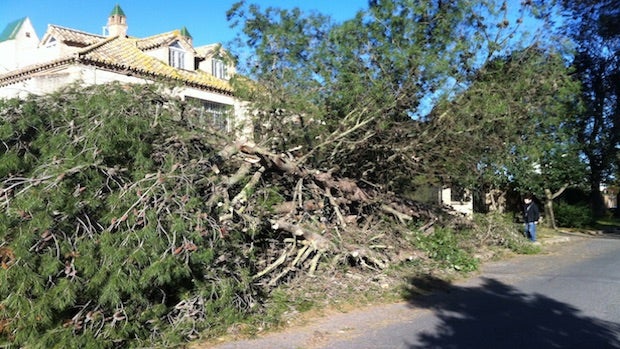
[0, 83, 256, 347]
[554, 0, 620, 216]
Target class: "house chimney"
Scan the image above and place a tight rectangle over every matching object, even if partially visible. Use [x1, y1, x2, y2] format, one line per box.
[107, 4, 127, 37]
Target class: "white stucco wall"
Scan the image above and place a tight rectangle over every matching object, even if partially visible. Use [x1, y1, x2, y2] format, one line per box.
[36, 42, 84, 63]
[441, 187, 473, 217]
[0, 66, 81, 98]
[0, 40, 17, 72]
[144, 47, 168, 64]
[16, 19, 39, 68]
[0, 65, 146, 99]
[0, 64, 251, 140]
[2, 64, 175, 98]
[0, 18, 39, 71]
[77, 65, 153, 86]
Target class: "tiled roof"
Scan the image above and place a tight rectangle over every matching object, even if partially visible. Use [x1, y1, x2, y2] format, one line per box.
[136, 30, 185, 50]
[0, 57, 75, 85]
[0, 34, 232, 94]
[0, 17, 26, 42]
[195, 43, 220, 58]
[79, 37, 231, 92]
[44, 24, 105, 46]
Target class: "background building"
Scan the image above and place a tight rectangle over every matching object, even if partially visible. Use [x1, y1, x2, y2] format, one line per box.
[0, 4, 248, 135]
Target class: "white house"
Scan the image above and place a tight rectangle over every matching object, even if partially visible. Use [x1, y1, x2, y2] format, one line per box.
[441, 187, 473, 217]
[0, 4, 248, 135]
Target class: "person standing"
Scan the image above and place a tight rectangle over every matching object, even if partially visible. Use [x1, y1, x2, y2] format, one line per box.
[523, 195, 540, 242]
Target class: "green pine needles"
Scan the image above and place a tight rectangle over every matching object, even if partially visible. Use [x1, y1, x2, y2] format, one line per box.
[0, 83, 255, 348]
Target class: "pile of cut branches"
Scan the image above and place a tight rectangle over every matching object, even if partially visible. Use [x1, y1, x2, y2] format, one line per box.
[0, 83, 466, 347]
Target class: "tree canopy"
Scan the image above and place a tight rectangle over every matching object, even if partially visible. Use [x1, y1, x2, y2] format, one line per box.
[554, 0, 620, 216]
[228, 0, 583, 203]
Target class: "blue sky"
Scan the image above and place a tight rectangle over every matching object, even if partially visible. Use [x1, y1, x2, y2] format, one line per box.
[1, 1, 368, 47]
[1, 1, 549, 49]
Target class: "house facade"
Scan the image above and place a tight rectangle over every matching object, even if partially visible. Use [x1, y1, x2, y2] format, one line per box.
[441, 187, 474, 217]
[411, 185, 474, 217]
[0, 5, 248, 135]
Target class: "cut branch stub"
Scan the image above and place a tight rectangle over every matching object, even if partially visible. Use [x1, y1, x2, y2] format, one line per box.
[270, 219, 333, 252]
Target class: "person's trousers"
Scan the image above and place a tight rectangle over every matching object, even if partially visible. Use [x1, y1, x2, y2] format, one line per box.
[525, 222, 536, 242]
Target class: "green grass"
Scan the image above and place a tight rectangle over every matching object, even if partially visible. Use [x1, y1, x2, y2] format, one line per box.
[593, 216, 620, 229]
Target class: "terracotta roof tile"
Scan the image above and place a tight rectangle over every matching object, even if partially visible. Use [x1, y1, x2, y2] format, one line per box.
[136, 31, 176, 50]
[1, 28, 232, 94]
[45, 25, 105, 46]
[195, 43, 219, 58]
[0, 57, 74, 85]
[78, 37, 231, 92]
[136, 30, 193, 51]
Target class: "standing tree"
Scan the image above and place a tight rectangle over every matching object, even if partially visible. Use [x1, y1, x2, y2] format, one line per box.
[422, 45, 583, 223]
[511, 140, 587, 228]
[554, 0, 620, 217]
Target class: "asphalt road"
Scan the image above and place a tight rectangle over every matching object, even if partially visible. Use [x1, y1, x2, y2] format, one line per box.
[205, 234, 620, 349]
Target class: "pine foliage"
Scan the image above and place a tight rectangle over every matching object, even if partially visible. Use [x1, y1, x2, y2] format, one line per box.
[0, 83, 256, 347]
[0, 83, 465, 347]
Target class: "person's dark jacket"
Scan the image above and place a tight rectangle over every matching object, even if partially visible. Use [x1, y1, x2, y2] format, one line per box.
[524, 201, 540, 223]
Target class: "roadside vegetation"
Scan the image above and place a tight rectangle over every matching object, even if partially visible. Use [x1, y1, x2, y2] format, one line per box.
[1, 0, 618, 348]
[0, 84, 538, 348]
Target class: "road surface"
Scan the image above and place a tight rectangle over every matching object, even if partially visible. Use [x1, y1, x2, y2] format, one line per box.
[204, 233, 620, 349]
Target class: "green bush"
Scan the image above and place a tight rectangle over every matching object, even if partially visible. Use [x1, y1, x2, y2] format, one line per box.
[470, 213, 539, 255]
[415, 228, 479, 272]
[554, 201, 593, 228]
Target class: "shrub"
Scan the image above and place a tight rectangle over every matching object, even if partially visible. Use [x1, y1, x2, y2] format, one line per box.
[554, 201, 593, 228]
[415, 228, 479, 272]
[470, 213, 538, 254]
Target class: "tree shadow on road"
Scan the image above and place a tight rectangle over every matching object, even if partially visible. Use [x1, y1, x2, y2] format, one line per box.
[403, 275, 620, 349]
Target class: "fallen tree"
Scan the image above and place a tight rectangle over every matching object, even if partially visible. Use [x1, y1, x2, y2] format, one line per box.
[0, 83, 475, 348]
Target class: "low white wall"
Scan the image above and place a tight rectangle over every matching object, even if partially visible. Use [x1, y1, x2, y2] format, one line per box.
[441, 187, 473, 217]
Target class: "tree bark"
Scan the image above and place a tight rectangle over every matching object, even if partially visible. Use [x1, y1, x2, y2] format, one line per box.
[544, 189, 557, 229]
[543, 184, 568, 229]
[590, 178, 607, 218]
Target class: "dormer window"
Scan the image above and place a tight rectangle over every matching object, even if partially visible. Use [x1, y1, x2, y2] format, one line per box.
[169, 41, 185, 69]
[211, 58, 227, 79]
[45, 37, 57, 48]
